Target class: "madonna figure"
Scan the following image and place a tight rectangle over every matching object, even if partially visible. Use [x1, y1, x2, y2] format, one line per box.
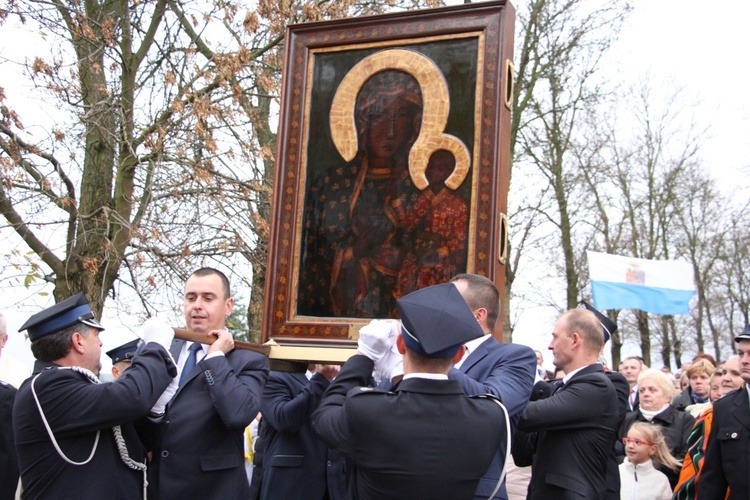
[299, 70, 423, 318]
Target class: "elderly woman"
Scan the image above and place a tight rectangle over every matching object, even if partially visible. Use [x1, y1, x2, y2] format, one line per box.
[673, 358, 715, 412]
[618, 369, 695, 489]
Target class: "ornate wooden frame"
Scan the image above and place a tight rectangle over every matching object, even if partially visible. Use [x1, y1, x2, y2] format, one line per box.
[262, 1, 515, 346]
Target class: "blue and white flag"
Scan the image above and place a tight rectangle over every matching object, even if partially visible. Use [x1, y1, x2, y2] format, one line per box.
[587, 251, 695, 315]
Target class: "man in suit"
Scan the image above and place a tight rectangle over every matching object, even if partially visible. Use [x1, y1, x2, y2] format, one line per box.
[149, 268, 269, 498]
[13, 293, 177, 499]
[258, 364, 348, 500]
[0, 380, 19, 500]
[620, 355, 643, 411]
[448, 274, 537, 499]
[697, 325, 750, 499]
[515, 308, 619, 499]
[534, 350, 546, 379]
[312, 283, 508, 500]
[580, 301, 629, 500]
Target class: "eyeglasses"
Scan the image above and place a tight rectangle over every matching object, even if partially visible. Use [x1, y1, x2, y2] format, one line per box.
[621, 437, 654, 446]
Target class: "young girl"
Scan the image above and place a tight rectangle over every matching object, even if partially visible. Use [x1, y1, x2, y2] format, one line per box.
[620, 422, 682, 499]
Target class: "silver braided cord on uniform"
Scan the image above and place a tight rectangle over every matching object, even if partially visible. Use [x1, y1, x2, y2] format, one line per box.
[32, 366, 148, 499]
[31, 371, 101, 466]
[478, 395, 511, 500]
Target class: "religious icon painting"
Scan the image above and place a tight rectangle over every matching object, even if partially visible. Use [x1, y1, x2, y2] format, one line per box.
[263, 1, 515, 345]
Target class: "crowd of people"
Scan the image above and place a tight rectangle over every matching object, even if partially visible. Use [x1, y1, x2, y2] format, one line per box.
[0, 268, 748, 500]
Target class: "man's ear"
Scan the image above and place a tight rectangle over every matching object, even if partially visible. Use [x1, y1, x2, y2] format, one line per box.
[451, 345, 466, 364]
[571, 332, 581, 349]
[474, 307, 488, 325]
[396, 334, 406, 355]
[71, 331, 86, 354]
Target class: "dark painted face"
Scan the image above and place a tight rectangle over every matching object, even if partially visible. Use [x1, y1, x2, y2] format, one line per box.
[425, 150, 455, 187]
[365, 96, 417, 162]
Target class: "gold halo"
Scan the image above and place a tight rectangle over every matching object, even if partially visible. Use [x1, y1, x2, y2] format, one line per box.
[329, 49, 470, 190]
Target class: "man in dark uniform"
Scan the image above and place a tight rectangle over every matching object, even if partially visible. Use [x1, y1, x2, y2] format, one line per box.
[258, 364, 349, 500]
[106, 338, 141, 380]
[698, 325, 750, 499]
[12, 293, 178, 499]
[312, 283, 508, 500]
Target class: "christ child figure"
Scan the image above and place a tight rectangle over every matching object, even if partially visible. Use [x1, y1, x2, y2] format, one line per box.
[395, 149, 469, 297]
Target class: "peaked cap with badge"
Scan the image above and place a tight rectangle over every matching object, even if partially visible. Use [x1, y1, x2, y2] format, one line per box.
[580, 300, 617, 343]
[18, 292, 104, 342]
[734, 324, 750, 342]
[106, 338, 142, 365]
[396, 282, 485, 358]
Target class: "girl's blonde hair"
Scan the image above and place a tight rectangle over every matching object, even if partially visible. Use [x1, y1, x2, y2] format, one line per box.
[627, 422, 682, 471]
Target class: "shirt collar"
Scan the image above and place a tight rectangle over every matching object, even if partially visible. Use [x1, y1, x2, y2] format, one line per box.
[562, 363, 601, 384]
[403, 373, 449, 380]
[463, 333, 491, 355]
[184, 341, 207, 357]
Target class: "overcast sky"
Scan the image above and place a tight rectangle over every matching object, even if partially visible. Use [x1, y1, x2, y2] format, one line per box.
[2, 0, 748, 374]
[510, 0, 750, 367]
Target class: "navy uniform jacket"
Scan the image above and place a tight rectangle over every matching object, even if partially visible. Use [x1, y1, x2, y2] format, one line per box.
[517, 363, 619, 499]
[12, 344, 175, 500]
[149, 339, 269, 499]
[0, 381, 19, 500]
[259, 371, 348, 500]
[698, 386, 750, 499]
[312, 354, 505, 500]
[448, 337, 537, 499]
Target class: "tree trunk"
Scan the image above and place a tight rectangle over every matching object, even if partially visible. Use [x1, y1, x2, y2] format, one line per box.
[636, 310, 651, 366]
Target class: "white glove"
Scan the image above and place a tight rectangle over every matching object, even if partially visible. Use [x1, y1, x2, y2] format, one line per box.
[150, 372, 178, 416]
[375, 342, 403, 384]
[142, 316, 174, 351]
[357, 319, 398, 361]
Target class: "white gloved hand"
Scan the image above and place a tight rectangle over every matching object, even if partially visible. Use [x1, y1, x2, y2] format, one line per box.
[357, 319, 398, 361]
[142, 316, 174, 351]
[150, 371, 178, 416]
[375, 342, 403, 384]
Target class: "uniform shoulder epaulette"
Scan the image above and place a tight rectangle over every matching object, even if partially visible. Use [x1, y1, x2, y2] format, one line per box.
[349, 386, 393, 397]
[469, 393, 502, 403]
[0, 380, 16, 393]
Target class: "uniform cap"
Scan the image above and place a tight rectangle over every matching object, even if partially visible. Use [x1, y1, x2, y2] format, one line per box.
[396, 283, 485, 358]
[734, 325, 750, 342]
[580, 301, 617, 343]
[106, 338, 142, 364]
[18, 292, 105, 342]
